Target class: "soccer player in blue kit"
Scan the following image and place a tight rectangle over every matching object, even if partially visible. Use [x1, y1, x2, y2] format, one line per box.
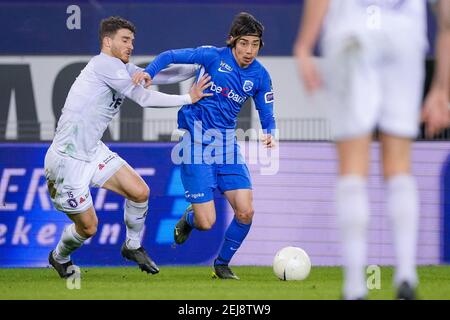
[134, 12, 276, 279]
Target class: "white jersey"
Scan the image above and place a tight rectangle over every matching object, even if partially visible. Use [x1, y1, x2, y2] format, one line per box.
[53, 52, 196, 161]
[322, 0, 428, 52]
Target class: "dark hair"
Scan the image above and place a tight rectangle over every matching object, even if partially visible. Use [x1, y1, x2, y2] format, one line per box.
[226, 12, 264, 48]
[99, 16, 136, 47]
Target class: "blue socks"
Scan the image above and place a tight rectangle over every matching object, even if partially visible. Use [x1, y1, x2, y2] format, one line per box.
[184, 208, 252, 266]
[185, 208, 195, 228]
[215, 217, 251, 266]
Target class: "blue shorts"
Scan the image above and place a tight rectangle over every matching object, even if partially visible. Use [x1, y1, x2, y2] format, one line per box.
[181, 162, 252, 203]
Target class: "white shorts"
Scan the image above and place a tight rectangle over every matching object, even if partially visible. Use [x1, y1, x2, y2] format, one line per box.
[322, 32, 426, 140]
[44, 142, 126, 214]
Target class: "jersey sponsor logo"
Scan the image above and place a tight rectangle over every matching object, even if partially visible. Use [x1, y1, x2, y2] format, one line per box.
[264, 92, 274, 104]
[243, 80, 254, 92]
[185, 191, 205, 200]
[209, 81, 246, 104]
[218, 61, 233, 73]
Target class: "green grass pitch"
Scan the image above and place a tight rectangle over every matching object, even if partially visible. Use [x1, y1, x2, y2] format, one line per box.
[1, 265, 449, 300]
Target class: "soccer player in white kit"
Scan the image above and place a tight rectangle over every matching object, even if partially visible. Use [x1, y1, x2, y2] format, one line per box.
[45, 16, 212, 278]
[295, 0, 450, 299]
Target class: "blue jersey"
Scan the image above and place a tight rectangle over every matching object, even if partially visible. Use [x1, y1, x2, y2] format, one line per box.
[145, 46, 276, 143]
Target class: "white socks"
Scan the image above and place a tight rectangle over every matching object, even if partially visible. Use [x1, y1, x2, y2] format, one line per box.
[336, 175, 369, 300]
[53, 199, 148, 264]
[387, 175, 419, 287]
[124, 199, 148, 250]
[337, 174, 420, 299]
[54, 224, 87, 263]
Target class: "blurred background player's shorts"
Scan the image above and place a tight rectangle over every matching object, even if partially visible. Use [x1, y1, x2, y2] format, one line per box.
[322, 32, 426, 141]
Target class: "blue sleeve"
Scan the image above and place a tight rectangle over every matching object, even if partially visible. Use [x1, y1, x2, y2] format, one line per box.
[254, 69, 276, 135]
[145, 46, 217, 78]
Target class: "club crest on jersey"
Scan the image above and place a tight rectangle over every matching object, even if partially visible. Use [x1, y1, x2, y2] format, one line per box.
[243, 80, 253, 92]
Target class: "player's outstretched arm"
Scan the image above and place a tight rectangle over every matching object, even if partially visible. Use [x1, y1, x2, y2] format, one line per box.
[294, 0, 330, 93]
[152, 64, 198, 85]
[144, 47, 215, 79]
[422, 0, 450, 137]
[254, 70, 276, 149]
[131, 64, 198, 87]
[126, 73, 212, 108]
[97, 56, 211, 108]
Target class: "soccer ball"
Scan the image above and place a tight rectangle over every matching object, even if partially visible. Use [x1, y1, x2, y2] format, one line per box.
[273, 246, 311, 281]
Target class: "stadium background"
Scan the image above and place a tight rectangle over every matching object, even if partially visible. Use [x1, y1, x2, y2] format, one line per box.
[0, 0, 449, 270]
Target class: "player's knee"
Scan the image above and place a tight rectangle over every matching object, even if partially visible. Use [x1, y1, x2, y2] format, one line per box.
[235, 207, 254, 224]
[129, 184, 150, 203]
[195, 218, 215, 230]
[196, 222, 213, 231]
[80, 224, 97, 238]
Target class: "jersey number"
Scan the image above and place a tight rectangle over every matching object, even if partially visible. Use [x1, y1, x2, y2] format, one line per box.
[109, 93, 123, 109]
